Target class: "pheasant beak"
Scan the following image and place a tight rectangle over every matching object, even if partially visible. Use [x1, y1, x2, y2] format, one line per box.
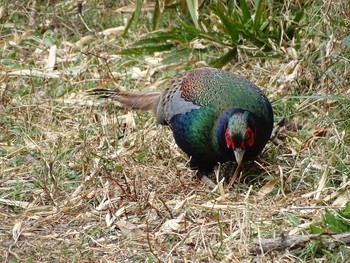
[226, 148, 245, 189]
[234, 148, 245, 165]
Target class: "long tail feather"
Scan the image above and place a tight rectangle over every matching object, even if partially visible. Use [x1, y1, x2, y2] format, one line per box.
[87, 89, 161, 110]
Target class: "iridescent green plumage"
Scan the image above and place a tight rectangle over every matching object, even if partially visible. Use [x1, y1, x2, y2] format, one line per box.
[88, 68, 274, 177]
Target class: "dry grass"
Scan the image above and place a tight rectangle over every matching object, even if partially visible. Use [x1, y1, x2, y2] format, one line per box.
[0, 0, 349, 262]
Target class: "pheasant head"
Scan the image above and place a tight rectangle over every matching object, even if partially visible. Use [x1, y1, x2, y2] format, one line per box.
[221, 109, 255, 165]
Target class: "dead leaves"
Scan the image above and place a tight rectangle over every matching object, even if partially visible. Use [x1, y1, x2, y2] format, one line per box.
[116, 220, 142, 237]
[271, 117, 332, 151]
[304, 127, 330, 148]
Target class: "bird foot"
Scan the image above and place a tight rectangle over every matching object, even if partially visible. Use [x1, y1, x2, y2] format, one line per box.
[200, 175, 217, 188]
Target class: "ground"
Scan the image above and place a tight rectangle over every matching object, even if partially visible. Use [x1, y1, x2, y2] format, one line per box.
[0, 1, 350, 262]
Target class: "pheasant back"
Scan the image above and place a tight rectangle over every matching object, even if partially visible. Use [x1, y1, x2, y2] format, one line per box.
[157, 68, 271, 124]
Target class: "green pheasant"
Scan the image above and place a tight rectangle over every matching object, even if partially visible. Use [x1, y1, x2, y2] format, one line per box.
[89, 68, 273, 181]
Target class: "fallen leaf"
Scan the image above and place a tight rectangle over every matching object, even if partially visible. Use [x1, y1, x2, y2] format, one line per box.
[158, 213, 186, 233]
[12, 221, 22, 242]
[116, 220, 141, 236]
[258, 177, 279, 197]
[45, 45, 57, 71]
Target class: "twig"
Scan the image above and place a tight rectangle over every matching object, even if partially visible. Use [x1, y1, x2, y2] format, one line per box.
[146, 204, 162, 262]
[158, 197, 174, 219]
[250, 232, 350, 254]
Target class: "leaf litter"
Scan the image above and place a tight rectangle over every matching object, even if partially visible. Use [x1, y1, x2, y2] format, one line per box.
[0, 0, 349, 262]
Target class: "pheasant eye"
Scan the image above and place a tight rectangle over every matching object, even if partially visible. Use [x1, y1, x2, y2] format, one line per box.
[244, 127, 254, 147]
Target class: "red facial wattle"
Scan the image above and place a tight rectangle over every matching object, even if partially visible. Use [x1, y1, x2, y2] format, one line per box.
[241, 127, 254, 149]
[225, 127, 255, 150]
[225, 128, 234, 149]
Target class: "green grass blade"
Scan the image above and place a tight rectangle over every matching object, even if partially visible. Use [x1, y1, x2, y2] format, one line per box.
[253, 0, 265, 31]
[323, 209, 350, 233]
[239, 0, 251, 23]
[286, 95, 349, 101]
[118, 44, 174, 56]
[181, 21, 229, 46]
[286, 8, 305, 39]
[123, 0, 144, 37]
[162, 48, 192, 64]
[210, 4, 239, 43]
[227, 0, 235, 14]
[186, 0, 198, 27]
[339, 203, 350, 219]
[152, 0, 161, 30]
[284, 212, 300, 226]
[134, 32, 189, 45]
[209, 48, 237, 68]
